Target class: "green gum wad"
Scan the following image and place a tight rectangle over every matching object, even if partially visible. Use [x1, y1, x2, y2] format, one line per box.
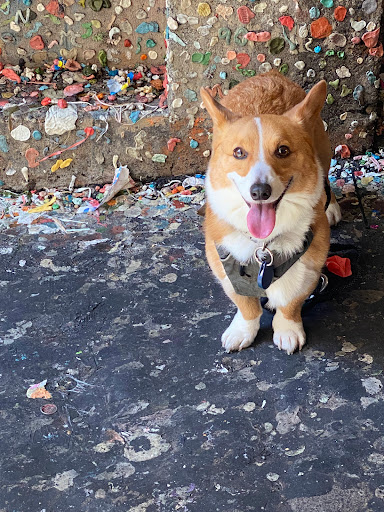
[98, 49, 107, 66]
[269, 37, 285, 55]
[218, 27, 231, 45]
[191, 52, 211, 65]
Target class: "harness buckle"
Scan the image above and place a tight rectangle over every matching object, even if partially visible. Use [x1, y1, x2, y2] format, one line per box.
[307, 273, 329, 301]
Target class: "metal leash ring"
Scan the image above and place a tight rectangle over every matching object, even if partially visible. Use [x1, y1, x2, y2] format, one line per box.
[307, 273, 329, 301]
[319, 273, 329, 293]
[255, 247, 274, 266]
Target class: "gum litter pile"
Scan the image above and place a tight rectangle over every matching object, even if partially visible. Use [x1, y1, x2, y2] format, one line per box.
[0, 173, 206, 233]
[329, 152, 384, 198]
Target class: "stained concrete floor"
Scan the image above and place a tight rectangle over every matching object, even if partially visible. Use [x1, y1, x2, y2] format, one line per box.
[1, 201, 384, 512]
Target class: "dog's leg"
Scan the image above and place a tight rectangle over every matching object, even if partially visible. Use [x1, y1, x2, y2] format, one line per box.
[272, 270, 320, 354]
[206, 238, 262, 352]
[272, 296, 307, 355]
[324, 175, 341, 226]
[271, 206, 329, 355]
[221, 284, 262, 352]
[326, 191, 342, 226]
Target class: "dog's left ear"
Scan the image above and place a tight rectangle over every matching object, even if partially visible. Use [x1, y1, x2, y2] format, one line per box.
[200, 87, 238, 127]
[285, 80, 327, 125]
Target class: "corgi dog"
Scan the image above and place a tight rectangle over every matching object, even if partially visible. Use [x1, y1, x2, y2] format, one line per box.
[200, 71, 341, 355]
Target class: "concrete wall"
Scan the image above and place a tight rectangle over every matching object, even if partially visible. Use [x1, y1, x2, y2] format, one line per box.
[0, 0, 171, 190]
[167, 0, 383, 154]
[0, 0, 383, 191]
[1, 0, 166, 69]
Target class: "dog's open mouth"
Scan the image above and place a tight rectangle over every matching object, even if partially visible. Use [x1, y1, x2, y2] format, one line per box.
[246, 177, 293, 239]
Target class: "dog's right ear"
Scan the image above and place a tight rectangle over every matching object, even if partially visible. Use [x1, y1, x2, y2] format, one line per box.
[284, 80, 327, 126]
[200, 87, 238, 127]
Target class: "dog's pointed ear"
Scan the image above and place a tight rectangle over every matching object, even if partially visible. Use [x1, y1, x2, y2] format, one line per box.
[200, 87, 238, 127]
[285, 80, 327, 124]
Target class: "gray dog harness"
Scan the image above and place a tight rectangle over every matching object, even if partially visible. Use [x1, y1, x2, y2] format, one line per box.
[215, 178, 331, 297]
[217, 230, 314, 297]
[216, 178, 331, 298]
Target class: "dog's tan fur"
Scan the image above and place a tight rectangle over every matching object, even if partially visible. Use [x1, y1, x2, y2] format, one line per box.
[201, 71, 340, 354]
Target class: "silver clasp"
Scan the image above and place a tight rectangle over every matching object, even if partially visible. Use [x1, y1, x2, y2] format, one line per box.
[255, 247, 274, 267]
[319, 273, 329, 293]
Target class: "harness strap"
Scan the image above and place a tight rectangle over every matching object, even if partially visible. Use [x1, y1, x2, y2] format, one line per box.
[218, 228, 314, 297]
[237, 230, 313, 280]
[217, 178, 333, 297]
[273, 229, 314, 278]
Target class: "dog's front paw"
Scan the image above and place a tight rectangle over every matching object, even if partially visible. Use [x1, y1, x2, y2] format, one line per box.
[221, 310, 260, 352]
[326, 201, 342, 226]
[272, 312, 306, 355]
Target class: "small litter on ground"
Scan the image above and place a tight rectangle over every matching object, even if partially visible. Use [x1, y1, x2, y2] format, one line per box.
[0, 169, 206, 234]
[26, 379, 52, 399]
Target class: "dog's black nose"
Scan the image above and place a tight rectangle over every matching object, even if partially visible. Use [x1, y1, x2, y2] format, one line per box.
[250, 183, 272, 201]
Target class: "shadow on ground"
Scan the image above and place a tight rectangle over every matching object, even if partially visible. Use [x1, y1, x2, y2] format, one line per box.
[0, 206, 383, 512]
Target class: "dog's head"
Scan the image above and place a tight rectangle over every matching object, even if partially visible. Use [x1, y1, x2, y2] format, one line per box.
[201, 81, 327, 240]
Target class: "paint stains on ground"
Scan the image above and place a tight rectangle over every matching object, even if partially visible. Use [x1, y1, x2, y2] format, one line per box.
[0, 201, 384, 510]
[52, 470, 79, 491]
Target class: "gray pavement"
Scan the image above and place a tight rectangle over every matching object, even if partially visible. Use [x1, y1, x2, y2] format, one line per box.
[1, 200, 384, 512]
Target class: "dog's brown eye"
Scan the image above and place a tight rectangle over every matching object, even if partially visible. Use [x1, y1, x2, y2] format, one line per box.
[233, 147, 248, 160]
[275, 145, 291, 158]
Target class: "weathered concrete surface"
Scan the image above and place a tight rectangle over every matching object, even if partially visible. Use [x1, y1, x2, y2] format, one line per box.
[1, 0, 166, 69]
[1, 111, 174, 191]
[0, 0, 169, 191]
[1, 203, 384, 511]
[0, 111, 211, 192]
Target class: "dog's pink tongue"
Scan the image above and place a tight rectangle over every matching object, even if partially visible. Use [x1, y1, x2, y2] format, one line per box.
[247, 203, 276, 239]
